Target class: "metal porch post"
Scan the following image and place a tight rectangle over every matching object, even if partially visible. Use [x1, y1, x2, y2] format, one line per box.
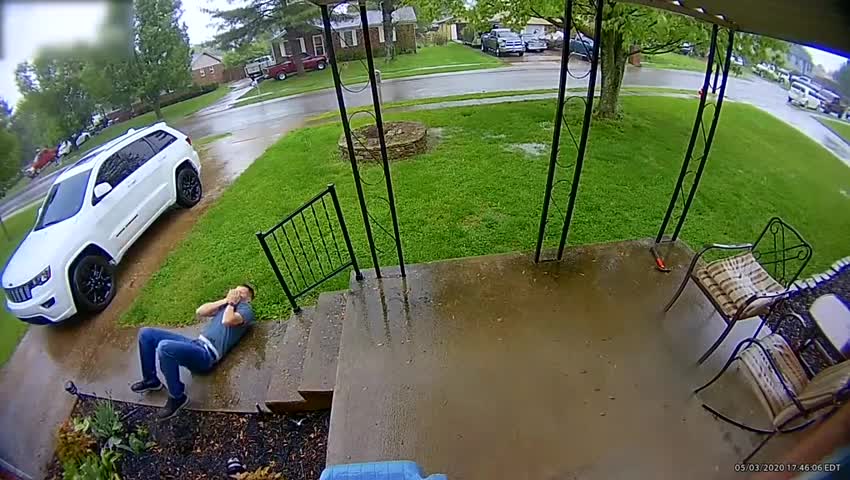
[556, 0, 604, 258]
[670, 29, 735, 241]
[320, 4, 382, 278]
[358, 1, 406, 277]
[534, 0, 574, 263]
[653, 24, 718, 245]
[533, 0, 604, 262]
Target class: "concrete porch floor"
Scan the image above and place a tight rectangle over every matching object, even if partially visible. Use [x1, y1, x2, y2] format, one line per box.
[327, 238, 801, 479]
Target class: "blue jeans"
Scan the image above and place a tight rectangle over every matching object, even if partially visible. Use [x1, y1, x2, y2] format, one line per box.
[138, 327, 215, 399]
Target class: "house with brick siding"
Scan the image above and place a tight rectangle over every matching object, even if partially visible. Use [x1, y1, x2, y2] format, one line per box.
[271, 6, 417, 62]
[191, 52, 224, 85]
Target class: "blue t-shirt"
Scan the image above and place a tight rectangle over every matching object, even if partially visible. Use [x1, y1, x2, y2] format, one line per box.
[199, 302, 255, 361]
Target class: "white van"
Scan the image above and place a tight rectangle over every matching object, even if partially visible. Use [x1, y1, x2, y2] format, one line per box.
[788, 82, 822, 110]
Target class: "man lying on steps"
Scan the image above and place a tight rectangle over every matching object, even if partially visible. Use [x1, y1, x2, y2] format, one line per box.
[130, 284, 257, 420]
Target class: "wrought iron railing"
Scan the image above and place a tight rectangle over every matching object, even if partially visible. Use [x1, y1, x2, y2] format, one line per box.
[256, 184, 362, 312]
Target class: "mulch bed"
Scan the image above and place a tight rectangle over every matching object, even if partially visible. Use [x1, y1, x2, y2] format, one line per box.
[768, 267, 850, 375]
[47, 395, 329, 479]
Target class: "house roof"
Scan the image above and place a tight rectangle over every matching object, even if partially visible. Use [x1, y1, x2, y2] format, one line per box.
[328, 6, 417, 30]
[191, 52, 222, 69]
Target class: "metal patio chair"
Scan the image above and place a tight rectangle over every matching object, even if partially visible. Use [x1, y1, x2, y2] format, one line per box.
[695, 313, 850, 463]
[665, 217, 812, 364]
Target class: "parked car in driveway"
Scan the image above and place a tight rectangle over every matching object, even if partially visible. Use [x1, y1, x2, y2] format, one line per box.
[264, 53, 328, 81]
[481, 29, 524, 57]
[245, 55, 275, 80]
[818, 90, 846, 117]
[569, 35, 595, 61]
[2, 122, 202, 324]
[521, 34, 547, 53]
[25, 148, 58, 178]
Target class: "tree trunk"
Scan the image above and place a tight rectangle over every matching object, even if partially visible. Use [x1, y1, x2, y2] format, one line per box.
[287, 31, 305, 74]
[153, 97, 163, 120]
[381, 0, 395, 61]
[596, 26, 628, 119]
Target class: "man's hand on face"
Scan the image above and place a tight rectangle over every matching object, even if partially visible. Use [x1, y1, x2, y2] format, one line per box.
[225, 288, 241, 305]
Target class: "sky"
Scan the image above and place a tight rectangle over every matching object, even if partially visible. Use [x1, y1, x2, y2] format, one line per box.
[1, 1, 849, 108]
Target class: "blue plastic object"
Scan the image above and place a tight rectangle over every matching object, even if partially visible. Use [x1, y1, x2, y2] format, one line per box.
[319, 461, 448, 480]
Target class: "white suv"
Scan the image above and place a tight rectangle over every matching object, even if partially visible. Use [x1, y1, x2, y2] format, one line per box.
[2, 123, 202, 324]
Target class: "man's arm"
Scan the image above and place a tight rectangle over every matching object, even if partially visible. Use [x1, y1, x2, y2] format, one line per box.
[222, 304, 245, 327]
[196, 298, 228, 317]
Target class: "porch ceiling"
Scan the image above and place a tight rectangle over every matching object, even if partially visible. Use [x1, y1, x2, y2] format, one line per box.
[628, 0, 850, 56]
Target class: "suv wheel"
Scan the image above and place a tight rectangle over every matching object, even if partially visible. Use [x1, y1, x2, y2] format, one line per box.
[71, 255, 116, 313]
[277, 72, 287, 81]
[176, 166, 202, 208]
[317, 61, 326, 70]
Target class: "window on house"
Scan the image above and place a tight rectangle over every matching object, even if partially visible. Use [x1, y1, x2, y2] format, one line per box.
[392, 27, 397, 42]
[298, 37, 307, 53]
[208, 66, 215, 73]
[340, 30, 357, 48]
[378, 26, 385, 43]
[199, 69, 206, 77]
[280, 41, 287, 56]
[313, 34, 325, 55]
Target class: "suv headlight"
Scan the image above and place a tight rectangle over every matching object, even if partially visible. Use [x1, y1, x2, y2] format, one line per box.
[29, 267, 51, 288]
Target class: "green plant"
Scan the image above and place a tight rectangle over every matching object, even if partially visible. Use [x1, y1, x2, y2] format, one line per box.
[62, 449, 122, 480]
[90, 400, 123, 442]
[235, 466, 283, 480]
[55, 420, 96, 465]
[432, 32, 448, 46]
[117, 426, 155, 455]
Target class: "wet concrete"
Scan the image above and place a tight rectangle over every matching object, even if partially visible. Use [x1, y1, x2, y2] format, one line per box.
[0, 142, 257, 478]
[327, 239, 800, 478]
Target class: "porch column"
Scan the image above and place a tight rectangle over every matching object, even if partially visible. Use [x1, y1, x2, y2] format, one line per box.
[651, 26, 735, 271]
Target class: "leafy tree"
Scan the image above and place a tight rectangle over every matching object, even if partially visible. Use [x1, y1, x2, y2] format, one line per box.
[0, 98, 11, 130]
[222, 39, 273, 68]
[134, 0, 192, 119]
[209, 0, 320, 75]
[0, 129, 21, 188]
[15, 46, 98, 141]
[834, 61, 850, 98]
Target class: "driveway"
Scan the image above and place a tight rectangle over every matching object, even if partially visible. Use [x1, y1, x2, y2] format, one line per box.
[2, 62, 850, 478]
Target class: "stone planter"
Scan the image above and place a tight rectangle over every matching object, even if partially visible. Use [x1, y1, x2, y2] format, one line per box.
[338, 121, 428, 163]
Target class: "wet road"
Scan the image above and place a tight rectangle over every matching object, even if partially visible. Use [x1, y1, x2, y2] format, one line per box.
[5, 62, 849, 222]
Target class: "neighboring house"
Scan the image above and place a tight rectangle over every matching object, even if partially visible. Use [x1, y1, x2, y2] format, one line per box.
[271, 6, 417, 62]
[191, 52, 224, 85]
[787, 44, 813, 76]
[432, 16, 459, 41]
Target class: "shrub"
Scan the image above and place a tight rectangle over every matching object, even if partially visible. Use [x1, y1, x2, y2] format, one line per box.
[235, 466, 284, 480]
[433, 32, 448, 46]
[62, 449, 122, 480]
[55, 420, 96, 466]
[90, 400, 123, 442]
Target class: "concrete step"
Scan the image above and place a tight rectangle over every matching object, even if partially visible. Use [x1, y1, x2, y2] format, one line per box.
[299, 291, 348, 407]
[264, 307, 316, 413]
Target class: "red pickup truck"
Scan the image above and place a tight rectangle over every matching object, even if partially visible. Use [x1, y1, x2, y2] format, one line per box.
[264, 53, 328, 81]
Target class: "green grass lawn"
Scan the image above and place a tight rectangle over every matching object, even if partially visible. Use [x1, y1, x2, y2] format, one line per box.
[642, 53, 708, 73]
[121, 96, 850, 326]
[818, 117, 850, 144]
[0, 205, 38, 367]
[5, 86, 229, 197]
[234, 44, 504, 108]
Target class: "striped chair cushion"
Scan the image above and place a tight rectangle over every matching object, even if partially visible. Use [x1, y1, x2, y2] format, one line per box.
[775, 359, 850, 426]
[694, 252, 784, 319]
[739, 334, 809, 425]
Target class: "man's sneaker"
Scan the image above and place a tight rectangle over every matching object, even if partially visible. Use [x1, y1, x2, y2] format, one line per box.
[130, 379, 163, 393]
[156, 394, 189, 420]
